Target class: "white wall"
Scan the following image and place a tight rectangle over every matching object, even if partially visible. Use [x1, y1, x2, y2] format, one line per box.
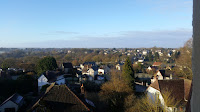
[98, 69, 104, 75]
[146, 87, 169, 110]
[0, 101, 18, 112]
[38, 75, 49, 90]
[156, 72, 164, 80]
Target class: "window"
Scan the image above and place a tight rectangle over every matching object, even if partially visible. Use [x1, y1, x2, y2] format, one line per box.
[5, 108, 15, 112]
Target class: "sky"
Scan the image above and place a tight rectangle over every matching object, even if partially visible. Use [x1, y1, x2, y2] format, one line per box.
[0, 0, 192, 48]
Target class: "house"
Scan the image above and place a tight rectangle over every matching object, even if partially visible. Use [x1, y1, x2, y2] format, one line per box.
[135, 73, 152, 86]
[116, 63, 123, 71]
[155, 70, 166, 80]
[146, 66, 157, 74]
[30, 83, 90, 112]
[38, 74, 49, 91]
[98, 68, 105, 75]
[62, 63, 73, 74]
[146, 79, 191, 112]
[98, 65, 110, 75]
[80, 62, 96, 70]
[0, 93, 24, 112]
[38, 71, 60, 91]
[152, 62, 162, 67]
[151, 70, 173, 83]
[168, 52, 173, 57]
[82, 66, 98, 81]
[147, 66, 152, 71]
[143, 50, 148, 55]
[158, 52, 163, 56]
[0, 70, 7, 79]
[95, 75, 105, 84]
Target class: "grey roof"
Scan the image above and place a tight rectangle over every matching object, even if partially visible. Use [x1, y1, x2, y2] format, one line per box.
[0, 93, 23, 106]
[91, 66, 98, 71]
[63, 63, 73, 68]
[83, 62, 96, 66]
[135, 73, 153, 78]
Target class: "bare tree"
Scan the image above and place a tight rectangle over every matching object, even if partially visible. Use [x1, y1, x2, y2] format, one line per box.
[175, 38, 193, 79]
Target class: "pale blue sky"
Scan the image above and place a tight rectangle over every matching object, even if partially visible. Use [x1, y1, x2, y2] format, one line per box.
[0, 0, 192, 48]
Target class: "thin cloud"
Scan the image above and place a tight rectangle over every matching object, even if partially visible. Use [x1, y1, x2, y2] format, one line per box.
[54, 31, 79, 34]
[151, 0, 192, 13]
[15, 28, 192, 48]
[41, 31, 79, 35]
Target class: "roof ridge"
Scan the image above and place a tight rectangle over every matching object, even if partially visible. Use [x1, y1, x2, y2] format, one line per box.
[65, 85, 90, 111]
[45, 82, 55, 94]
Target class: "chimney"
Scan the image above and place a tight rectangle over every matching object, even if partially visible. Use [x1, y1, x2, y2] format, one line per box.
[81, 84, 85, 95]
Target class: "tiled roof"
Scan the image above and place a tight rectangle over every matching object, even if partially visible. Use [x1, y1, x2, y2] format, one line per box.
[149, 79, 192, 106]
[149, 80, 160, 91]
[33, 84, 90, 112]
[159, 80, 184, 104]
[184, 79, 192, 100]
[152, 62, 162, 66]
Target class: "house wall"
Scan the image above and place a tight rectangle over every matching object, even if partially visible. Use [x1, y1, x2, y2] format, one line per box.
[146, 87, 166, 107]
[38, 75, 49, 90]
[0, 101, 18, 112]
[192, 0, 200, 111]
[147, 87, 181, 112]
[156, 72, 164, 80]
[11, 76, 20, 80]
[116, 65, 121, 70]
[80, 64, 84, 69]
[64, 68, 70, 73]
[147, 66, 152, 71]
[98, 69, 104, 75]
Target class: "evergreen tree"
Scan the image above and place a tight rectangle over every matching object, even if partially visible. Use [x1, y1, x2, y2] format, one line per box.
[36, 56, 58, 75]
[122, 57, 135, 89]
[154, 52, 159, 61]
[148, 51, 153, 61]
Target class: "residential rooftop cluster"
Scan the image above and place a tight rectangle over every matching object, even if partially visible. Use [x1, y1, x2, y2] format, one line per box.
[0, 46, 191, 112]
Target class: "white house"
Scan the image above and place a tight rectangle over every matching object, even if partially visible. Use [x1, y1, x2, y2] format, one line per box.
[98, 65, 110, 75]
[156, 70, 165, 80]
[158, 52, 163, 56]
[80, 64, 85, 70]
[146, 84, 166, 109]
[55, 75, 65, 85]
[98, 68, 105, 75]
[138, 59, 144, 63]
[87, 68, 98, 79]
[151, 70, 174, 83]
[143, 50, 148, 55]
[168, 53, 172, 57]
[0, 93, 24, 112]
[151, 70, 165, 83]
[146, 79, 191, 112]
[116, 63, 123, 71]
[147, 66, 152, 71]
[38, 74, 49, 91]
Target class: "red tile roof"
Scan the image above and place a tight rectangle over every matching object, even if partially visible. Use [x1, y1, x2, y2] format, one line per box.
[152, 62, 162, 66]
